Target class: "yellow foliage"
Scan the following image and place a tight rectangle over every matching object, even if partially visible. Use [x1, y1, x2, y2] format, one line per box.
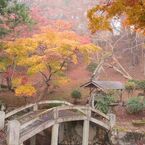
[59, 31, 79, 41]
[15, 84, 36, 97]
[79, 43, 101, 53]
[54, 77, 70, 86]
[18, 55, 43, 66]
[72, 54, 78, 64]
[60, 39, 80, 48]
[0, 62, 6, 71]
[5, 38, 37, 56]
[27, 63, 46, 75]
[4, 28, 101, 77]
[12, 78, 22, 87]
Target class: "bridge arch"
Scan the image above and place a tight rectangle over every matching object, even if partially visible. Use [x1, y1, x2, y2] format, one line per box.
[3, 101, 111, 145]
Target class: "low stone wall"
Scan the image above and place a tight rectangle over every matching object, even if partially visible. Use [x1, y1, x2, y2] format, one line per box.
[111, 131, 145, 145]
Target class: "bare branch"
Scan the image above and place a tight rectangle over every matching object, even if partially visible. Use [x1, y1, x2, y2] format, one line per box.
[52, 60, 66, 74]
[39, 71, 48, 81]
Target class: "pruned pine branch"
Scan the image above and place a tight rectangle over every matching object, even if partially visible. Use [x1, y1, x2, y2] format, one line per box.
[112, 56, 132, 79]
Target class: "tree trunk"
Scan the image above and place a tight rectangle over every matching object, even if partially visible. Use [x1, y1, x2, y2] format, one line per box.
[6, 77, 12, 91]
[39, 83, 49, 101]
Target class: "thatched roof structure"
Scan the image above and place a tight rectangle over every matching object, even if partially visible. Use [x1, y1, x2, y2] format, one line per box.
[81, 80, 124, 91]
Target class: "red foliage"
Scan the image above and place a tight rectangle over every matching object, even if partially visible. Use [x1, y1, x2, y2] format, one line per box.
[50, 20, 72, 31]
[30, 8, 50, 26]
[21, 76, 28, 85]
[78, 36, 91, 44]
[3, 69, 13, 78]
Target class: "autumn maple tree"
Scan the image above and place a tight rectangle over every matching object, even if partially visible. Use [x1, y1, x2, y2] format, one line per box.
[87, 0, 145, 34]
[0, 1, 101, 101]
[0, 38, 37, 97]
[1, 27, 100, 100]
[0, 0, 34, 100]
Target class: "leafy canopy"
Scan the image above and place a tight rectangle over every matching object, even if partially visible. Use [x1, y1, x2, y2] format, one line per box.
[1, 28, 101, 96]
[9, 28, 101, 75]
[0, 0, 33, 37]
[87, 0, 145, 34]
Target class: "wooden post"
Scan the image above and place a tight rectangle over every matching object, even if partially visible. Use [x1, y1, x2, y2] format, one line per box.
[51, 124, 59, 145]
[51, 108, 59, 145]
[7, 120, 20, 145]
[30, 136, 36, 145]
[0, 111, 5, 129]
[120, 89, 123, 103]
[53, 108, 58, 121]
[33, 104, 38, 111]
[82, 120, 90, 145]
[108, 113, 116, 128]
[82, 106, 91, 145]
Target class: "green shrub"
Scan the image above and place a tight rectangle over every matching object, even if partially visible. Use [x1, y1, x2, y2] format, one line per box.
[106, 90, 120, 102]
[126, 96, 144, 114]
[125, 81, 136, 96]
[106, 90, 117, 96]
[125, 81, 136, 90]
[136, 80, 145, 94]
[95, 95, 115, 114]
[128, 80, 145, 92]
[87, 62, 98, 73]
[71, 89, 81, 103]
[128, 79, 139, 84]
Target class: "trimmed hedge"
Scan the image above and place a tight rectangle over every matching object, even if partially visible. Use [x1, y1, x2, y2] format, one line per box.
[126, 96, 144, 114]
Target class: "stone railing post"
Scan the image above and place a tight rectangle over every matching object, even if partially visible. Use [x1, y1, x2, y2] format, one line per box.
[51, 124, 59, 145]
[82, 106, 91, 145]
[91, 93, 95, 108]
[108, 113, 116, 128]
[30, 136, 36, 145]
[51, 108, 59, 145]
[83, 105, 91, 119]
[53, 108, 58, 121]
[7, 120, 20, 145]
[33, 104, 38, 111]
[0, 111, 5, 130]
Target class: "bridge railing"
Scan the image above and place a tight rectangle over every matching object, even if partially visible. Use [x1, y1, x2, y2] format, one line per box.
[20, 105, 110, 130]
[0, 100, 72, 130]
[19, 105, 86, 130]
[5, 100, 72, 119]
[5, 104, 35, 119]
[0, 100, 111, 131]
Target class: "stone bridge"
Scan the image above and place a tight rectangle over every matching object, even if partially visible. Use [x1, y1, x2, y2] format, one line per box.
[0, 100, 112, 145]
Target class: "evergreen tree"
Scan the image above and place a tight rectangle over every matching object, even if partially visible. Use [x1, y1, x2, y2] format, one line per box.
[0, 0, 33, 37]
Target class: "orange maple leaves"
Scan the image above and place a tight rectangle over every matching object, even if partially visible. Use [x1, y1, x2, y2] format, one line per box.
[88, 0, 145, 34]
